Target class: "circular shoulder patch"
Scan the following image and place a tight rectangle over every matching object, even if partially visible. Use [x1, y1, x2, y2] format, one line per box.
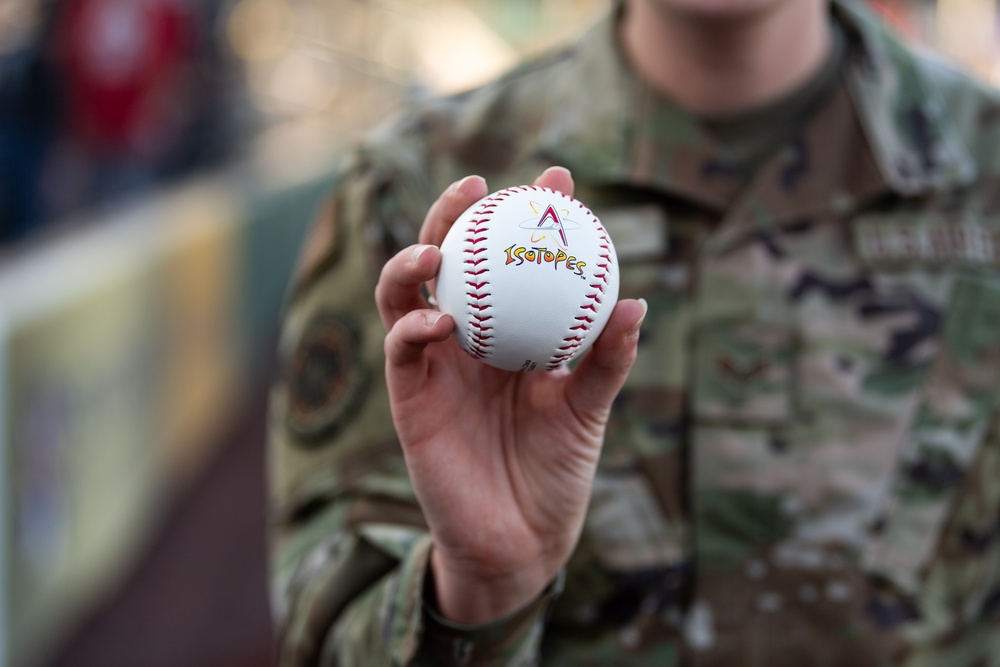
[285, 312, 369, 444]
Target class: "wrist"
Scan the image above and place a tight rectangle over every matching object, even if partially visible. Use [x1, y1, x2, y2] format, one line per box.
[429, 547, 557, 625]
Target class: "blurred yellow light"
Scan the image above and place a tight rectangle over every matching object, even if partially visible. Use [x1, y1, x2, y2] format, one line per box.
[410, 2, 519, 94]
[226, 0, 295, 63]
[0, 0, 41, 55]
[937, 0, 996, 72]
[268, 51, 342, 111]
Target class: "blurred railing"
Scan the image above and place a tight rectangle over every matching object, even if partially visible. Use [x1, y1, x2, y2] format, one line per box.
[0, 123, 339, 667]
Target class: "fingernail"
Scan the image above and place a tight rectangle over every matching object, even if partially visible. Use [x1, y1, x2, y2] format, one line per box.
[627, 298, 648, 338]
[409, 244, 431, 265]
[425, 311, 444, 327]
[449, 175, 480, 194]
[543, 165, 571, 178]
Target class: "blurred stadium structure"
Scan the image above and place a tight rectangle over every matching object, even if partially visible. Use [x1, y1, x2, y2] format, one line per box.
[0, 0, 996, 666]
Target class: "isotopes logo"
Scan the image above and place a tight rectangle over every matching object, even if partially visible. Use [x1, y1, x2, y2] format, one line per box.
[504, 202, 587, 277]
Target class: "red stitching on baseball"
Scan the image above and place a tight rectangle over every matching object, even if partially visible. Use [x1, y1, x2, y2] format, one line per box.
[457, 187, 611, 371]
[460, 192, 505, 362]
[531, 203, 614, 371]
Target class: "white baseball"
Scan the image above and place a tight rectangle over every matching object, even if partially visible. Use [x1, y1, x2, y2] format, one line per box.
[435, 185, 619, 372]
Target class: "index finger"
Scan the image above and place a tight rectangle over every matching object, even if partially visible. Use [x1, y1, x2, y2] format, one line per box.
[418, 175, 489, 247]
[533, 166, 574, 197]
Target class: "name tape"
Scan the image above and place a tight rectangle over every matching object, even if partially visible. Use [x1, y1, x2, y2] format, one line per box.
[854, 215, 1000, 265]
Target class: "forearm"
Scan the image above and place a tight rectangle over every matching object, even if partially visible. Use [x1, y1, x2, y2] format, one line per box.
[271, 508, 407, 666]
[274, 522, 556, 667]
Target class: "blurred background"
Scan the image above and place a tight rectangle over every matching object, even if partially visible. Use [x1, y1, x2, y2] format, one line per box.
[0, 0, 995, 666]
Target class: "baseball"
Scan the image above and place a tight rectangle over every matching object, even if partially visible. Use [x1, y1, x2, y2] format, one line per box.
[435, 185, 619, 372]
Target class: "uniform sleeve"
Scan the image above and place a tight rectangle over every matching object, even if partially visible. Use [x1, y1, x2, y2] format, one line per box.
[267, 156, 559, 666]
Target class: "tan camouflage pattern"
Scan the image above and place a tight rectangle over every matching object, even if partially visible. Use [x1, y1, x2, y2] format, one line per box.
[269, 1, 1000, 664]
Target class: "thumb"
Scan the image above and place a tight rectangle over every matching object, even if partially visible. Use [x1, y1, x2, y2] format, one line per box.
[565, 298, 646, 426]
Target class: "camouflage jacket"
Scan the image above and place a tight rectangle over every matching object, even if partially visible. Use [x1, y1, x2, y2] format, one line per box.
[269, 1, 1000, 665]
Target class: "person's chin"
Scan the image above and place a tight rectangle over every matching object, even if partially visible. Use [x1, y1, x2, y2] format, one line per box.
[640, 0, 798, 23]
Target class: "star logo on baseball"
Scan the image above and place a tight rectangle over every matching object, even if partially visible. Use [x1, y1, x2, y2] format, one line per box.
[504, 201, 587, 276]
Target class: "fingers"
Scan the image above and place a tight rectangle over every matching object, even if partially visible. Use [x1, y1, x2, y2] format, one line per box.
[375, 243, 441, 331]
[384, 309, 454, 369]
[418, 175, 489, 247]
[533, 166, 574, 197]
[566, 298, 647, 426]
[416, 167, 574, 248]
[380, 165, 575, 336]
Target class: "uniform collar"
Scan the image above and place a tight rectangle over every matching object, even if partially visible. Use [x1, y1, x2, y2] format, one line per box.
[834, 0, 976, 195]
[538, 0, 976, 211]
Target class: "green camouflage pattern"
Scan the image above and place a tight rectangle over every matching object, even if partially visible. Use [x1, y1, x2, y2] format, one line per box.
[268, 1, 1000, 664]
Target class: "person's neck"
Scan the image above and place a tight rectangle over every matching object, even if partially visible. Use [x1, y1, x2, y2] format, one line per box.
[620, 0, 832, 116]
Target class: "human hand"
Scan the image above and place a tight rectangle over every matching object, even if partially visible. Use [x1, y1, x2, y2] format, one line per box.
[376, 167, 646, 624]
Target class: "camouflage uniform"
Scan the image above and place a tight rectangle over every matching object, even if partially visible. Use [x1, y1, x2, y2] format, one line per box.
[269, 1, 1000, 664]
